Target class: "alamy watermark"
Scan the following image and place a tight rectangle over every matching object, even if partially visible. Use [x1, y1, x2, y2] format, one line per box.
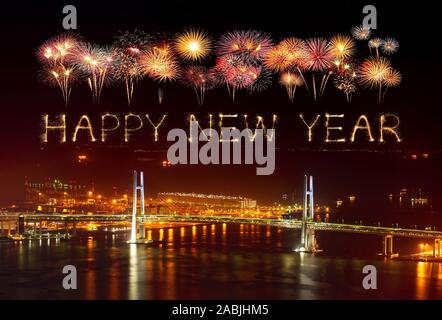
[167, 121, 275, 175]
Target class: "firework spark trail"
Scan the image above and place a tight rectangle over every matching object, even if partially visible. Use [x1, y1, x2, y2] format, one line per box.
[217, 30, 273, 64]
[181, 66, 215, 105]
[72, 43, 115, 103]
[113, 29, 152, 105]
[359, 57, 395, 103]
[39, 65, 76, 105]
[304, 38, 333, 101]
[368, 38, 384, 58]
[264, 37, 310, 93]
[37, 28, 401, 105]
[279, 71, 303, 103]
[140, 47, 180, 104]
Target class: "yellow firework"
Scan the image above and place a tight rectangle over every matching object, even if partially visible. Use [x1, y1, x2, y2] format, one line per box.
[175, 28, 212, 61]
[329, 34, 355, 60]
[279, 71, 303, 103]
[141, 48, 180, 82]
[384, 68, 402, 87]
[264, 38, 307, 72]
[359, 57, 392, 88]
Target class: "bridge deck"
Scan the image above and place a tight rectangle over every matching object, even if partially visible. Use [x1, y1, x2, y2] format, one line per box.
[1, 213, 441, 239]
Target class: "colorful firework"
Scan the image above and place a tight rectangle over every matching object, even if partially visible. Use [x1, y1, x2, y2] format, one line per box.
[217, 30, 273, 63]
[264, 38, 307, 72]
[37, 33, 80, 66]
[141, 48, 180, 82]
[334, 75, 357, 103]
[226, 63, 260, 101]
[73, 43, 116, 103]
[359, 57, 393, 102]
[112, 30, 151, 105]
[140, 48, 180, 103]
[180, 66, 215, 105]
[305, 38, 333, 100]
[113, 29, 152, 52]
[279, 71, 303, 103]
[384, 68, 402, 87]
[368, 38, 384, 58]
[381, 38, 399, 55]
[37, 27, 401, 105]
[39, 65, 77, 105]
[175, 28, 212, 61]
[248, 67, 273, 93]
[351, 25, 371, 41]
[329, 34, 356, 61]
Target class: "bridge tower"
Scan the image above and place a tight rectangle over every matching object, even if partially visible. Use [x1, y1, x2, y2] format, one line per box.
[128, 170, 145, 244]
[295, 175, 320, 253]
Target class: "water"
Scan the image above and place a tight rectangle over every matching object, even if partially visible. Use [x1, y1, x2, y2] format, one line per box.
[1, 223, 441, 299]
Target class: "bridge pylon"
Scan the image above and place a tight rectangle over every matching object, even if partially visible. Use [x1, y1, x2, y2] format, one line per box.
[295, 175, 322, 253]
[128, 170, 147, 244]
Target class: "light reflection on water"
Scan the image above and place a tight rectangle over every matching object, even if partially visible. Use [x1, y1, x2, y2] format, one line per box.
[0, 223, 442, 299]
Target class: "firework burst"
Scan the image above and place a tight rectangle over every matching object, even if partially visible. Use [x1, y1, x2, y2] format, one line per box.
[38, 33, 80, 66]
[217, 30, 273, 63]
[351, 25, 371, 41]
[73, 43, 116, 103]
[141, 48, 180, 82]
[112, 30, 151, 105]
[359, 57, 393, 102]
[304, 38, 333, 100]
[175, 28, 212, 61]
[334, 75, 357, 103]
[368, 38, 384, 58]
[248, 67, 273, 93]
[279, 71, 303, 103]
[39, 65, 77, 105]
[329, 34, 356, 61]
[180, 66, 215, 105]
[381, 38, 399, 55]
[141, 48, 180, 103]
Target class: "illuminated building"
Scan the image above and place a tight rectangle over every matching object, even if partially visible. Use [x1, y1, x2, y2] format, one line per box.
[157, 192, 257, 209]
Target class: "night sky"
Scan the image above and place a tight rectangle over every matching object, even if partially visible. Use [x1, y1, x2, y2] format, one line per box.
[0, 1, 441, 216]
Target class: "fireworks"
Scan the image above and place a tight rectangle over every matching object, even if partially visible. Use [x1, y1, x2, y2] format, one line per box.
[37, 27, 401, 105]
[304, 38, 334, 101]
[305, 38, 333, 72]
[38, 33, 80, 66]
[359, 57, 395, 102]
[73, 43, 115, 103]
[368, 38, 384, 58]
[112, 30, 152, 105]
[381, 38, 399, 55]
[334, 75, 357, 103]
[175, 28, 212, 61]
[329, 34, 356, 61]
[217, 30, 273, 63]
[279, 71, 303, 103]
[39, 65, 77, 105]
[140, 48, 180, 104]
[264, 38, 307, 72]
[181, 66, 215, 105]
[384, 68, 402, 87]
[248, 68, 273, 93]
[140, 48, 180, 82]
[351, 25, 371, 41]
